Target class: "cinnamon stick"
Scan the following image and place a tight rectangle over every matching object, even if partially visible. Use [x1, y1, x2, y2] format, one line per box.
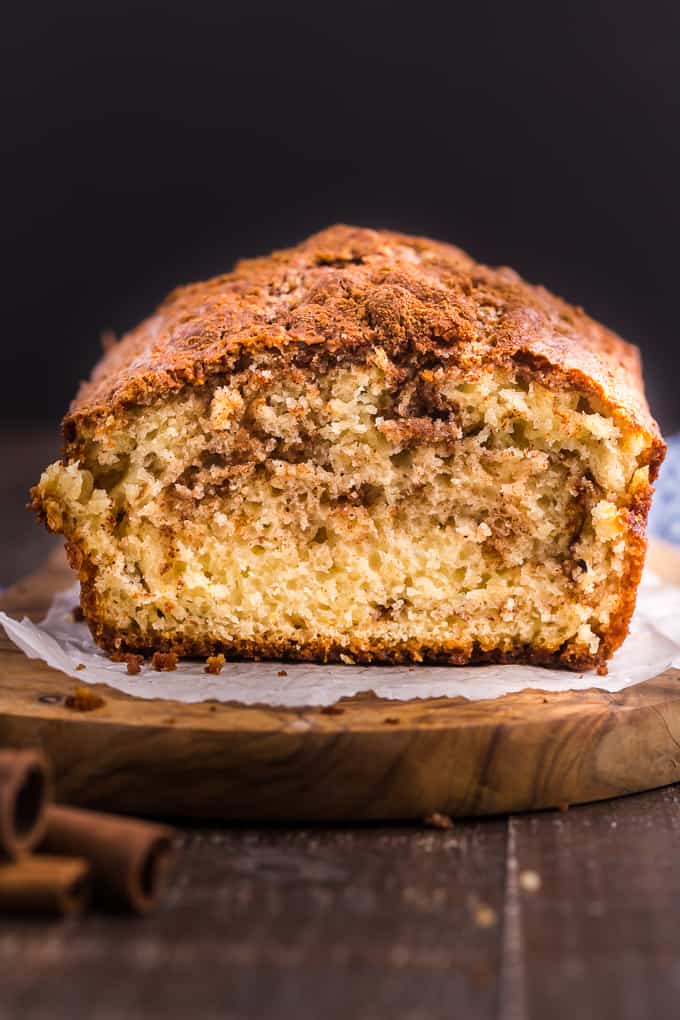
[0, 750, 53, 858]
[0, 855, 91, 916]
[42, 805, 177, 914]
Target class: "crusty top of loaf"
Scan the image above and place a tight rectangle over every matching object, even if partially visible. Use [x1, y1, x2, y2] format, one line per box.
[67, 224, 662, 447]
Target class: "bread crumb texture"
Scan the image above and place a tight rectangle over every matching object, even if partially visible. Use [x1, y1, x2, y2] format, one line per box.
[32, 226, 664, 669]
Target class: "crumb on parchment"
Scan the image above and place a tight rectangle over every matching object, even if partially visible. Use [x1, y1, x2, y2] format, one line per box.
[205, 654, 225, 675]
[152, 651, 178, 672]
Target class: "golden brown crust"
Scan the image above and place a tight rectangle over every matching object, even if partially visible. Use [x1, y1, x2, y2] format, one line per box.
[81, 593, 605, 671]
[64, 224, 664, 477]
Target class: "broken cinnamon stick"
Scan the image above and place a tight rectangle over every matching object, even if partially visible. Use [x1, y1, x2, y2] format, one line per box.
[42, 805, 177, 914]
[0, 855, 91, 916]
[0, 749, 53, 858]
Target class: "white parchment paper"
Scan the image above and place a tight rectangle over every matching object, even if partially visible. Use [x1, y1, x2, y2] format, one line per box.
[2, 568, 680, 706]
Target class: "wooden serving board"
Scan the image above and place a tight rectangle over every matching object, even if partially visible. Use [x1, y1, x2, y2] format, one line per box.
[1, 541, 680, 821]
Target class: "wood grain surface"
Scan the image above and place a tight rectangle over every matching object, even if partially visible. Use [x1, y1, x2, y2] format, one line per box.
[3, 796, 680, 1020]
[2, 541, 680, 821]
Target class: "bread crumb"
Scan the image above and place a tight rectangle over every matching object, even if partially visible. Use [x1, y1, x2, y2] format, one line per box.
[424, 812, 454, 830]
[470, 900, 497, 928]
[65, 687, 105, 711]
[277, 669, 288, 677]
[152, 651, 178, 672]
[76, 663, 86, 672]
[597, 664, 609, 677]
[519, 869, 542, 893]
[125, 654, 144, 675]
[205, 653, 225, 675]
[210, 385, 244, 430]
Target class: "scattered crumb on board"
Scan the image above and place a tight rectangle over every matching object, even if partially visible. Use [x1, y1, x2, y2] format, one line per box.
[519, 870, 542, 893]
[468, 895, 498, 928]
[424, 812, 454, 830]
[65, 687, 106, 712]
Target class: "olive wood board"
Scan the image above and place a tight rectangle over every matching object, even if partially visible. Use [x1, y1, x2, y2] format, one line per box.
[1, 541, 679, 821]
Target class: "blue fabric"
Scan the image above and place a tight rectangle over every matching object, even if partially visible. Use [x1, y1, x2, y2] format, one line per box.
[649, 434, 680, 547]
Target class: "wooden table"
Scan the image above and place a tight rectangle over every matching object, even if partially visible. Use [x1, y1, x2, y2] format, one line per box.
[2, 429, 679, 1020]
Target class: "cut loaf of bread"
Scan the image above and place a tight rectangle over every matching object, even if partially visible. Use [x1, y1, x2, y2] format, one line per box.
[32, 226, 665, 669]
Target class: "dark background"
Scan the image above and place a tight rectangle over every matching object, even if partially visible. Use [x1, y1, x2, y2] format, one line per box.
[3, 0, 679, 433]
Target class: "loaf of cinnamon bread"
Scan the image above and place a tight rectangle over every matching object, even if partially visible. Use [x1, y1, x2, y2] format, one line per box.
[32, 225, 665, 669]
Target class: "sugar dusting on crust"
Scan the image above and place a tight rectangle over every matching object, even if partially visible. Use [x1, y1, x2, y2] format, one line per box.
[63, 225, 663, 459]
